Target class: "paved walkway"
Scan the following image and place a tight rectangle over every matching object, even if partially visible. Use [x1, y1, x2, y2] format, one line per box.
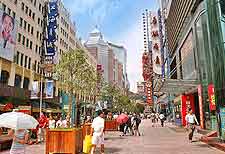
[1, 120, 223, 154]
[102, 120, 223, 154]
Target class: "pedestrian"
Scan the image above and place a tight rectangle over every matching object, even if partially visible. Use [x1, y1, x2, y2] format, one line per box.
[90, 110, 105, 154]
[8, 129, 29, 154]
[124, 116, 133, 136]
[185, 108, 199, 143]
[159, 112, 166, 127]
[48, 114, 56, 129]
[155, 112, 159, 123]
[37, 113, 48, 143]
[150, 111, 156, 127]
[56, 117, 63, 128]
[132, 114, 141, 136]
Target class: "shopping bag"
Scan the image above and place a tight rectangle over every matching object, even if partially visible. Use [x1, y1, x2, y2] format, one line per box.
[83, 135, 92, 154]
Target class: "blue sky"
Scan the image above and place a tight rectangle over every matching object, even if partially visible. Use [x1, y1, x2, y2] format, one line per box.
[62, 0, 159, 92]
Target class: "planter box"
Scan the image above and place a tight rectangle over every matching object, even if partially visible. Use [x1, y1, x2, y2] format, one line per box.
[104, 120, 118, 131]
[46, 128, 83, 154]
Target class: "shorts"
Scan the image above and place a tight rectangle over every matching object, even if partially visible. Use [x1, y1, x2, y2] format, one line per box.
[92, 133, 104, 145]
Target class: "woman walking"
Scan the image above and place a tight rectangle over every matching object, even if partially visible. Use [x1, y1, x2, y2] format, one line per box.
[185, 108, 199, 143]
[8, 129, 29, 154]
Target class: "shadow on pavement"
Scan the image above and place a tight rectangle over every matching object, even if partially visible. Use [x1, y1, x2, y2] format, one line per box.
[104, 147, 122, 153]
[105, 136, 126, 141]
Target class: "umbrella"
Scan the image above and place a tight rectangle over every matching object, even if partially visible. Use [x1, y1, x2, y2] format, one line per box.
[116, 113, 129, 124]
[0, 112, 38, 129]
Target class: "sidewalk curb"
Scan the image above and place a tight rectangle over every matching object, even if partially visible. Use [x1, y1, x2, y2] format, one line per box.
[200, 136, 225, 152]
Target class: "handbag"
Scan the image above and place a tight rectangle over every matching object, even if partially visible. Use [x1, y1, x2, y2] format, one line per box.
[83, 135, 92, 154]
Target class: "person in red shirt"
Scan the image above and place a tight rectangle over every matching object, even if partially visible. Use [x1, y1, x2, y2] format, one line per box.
[37, 113, 48, 143]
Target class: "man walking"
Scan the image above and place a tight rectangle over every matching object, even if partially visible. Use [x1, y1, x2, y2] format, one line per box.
[91, 110, 105, 154]
[159, 112, 165, 127]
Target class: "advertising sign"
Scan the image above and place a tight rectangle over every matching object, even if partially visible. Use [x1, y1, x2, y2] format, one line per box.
[31, 81, 39, 99]
[220, 107, 225, 140]
[198, 85, 204, 128]
[0, 10, 16, 61]
[208, 84, 216, 111]
[46, 0, 58, 56]
[45, 80, 54, 98]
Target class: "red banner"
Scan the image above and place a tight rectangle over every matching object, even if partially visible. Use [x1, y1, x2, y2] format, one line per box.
[198, 85, 204, 129]
[208, 84, 216, 111]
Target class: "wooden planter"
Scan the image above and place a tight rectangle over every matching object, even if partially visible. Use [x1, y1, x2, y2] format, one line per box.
[46, 128, 83, 154]
[104, 120, 118, 131]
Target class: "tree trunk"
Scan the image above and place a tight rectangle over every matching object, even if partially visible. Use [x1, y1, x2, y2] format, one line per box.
[74, 93, 79, 127]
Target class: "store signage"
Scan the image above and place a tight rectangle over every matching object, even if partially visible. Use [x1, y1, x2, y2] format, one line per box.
[208, 84, 216, 111]
[46, 1, 58, 56]
[198, 85, 204, 129]
[220, 107, 225, 140]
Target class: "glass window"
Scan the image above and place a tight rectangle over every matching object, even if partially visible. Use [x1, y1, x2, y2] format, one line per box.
[32, 13, 35, 20]
[34, 0, 36, 6]
[12, 12, 16, 18]
[20, 18, 23, 27]
[22, 36, 25, 45]
[20, 54, 24, 66]
[39, 4, 41, 11]
[21, 2, 24, 11]
[17, 33, 21, 43]
[36, 31, 39, 39]
[28, 24, 30, 33]
[28, 58, 31, 69]
[24, 55, 27, 68]
[23, 77, 29, 89]
[25, 6, 28, 14]
[29, 9, 32, 17]
[16, 51, 19, 64]
[0, 70, 9, 85]
[14, 74, 22, 88]
[26, 38, 29, 48]
[24, 20, 27, 30]
[7, 8, 11, 15]
[30, 41, 33, 50]
[35, 45, 38, 53]
[31, 27, 34, 35]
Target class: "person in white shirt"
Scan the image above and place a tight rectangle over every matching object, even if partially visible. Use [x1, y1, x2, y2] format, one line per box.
[159, 113, 165, 127]
[91, 110, 105, 154]
[48, 115, 55, 129]
[56, 117, 63, 128]
[185, 108, 199, 142]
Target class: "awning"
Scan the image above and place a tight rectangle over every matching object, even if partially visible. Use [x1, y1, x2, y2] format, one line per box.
[154, 79, 199, 95]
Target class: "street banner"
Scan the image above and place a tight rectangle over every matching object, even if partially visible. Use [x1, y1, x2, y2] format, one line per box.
[45, 80, 54, 98]
[31, 81, 39, 99]
[0, 10, 16, 61]
[220, 107, 225, 140]
[208, 84, 216, 111]
[198, 85, 204, 129]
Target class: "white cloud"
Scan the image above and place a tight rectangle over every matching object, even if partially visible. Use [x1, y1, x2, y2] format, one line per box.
[63, 0, 119, 25]
[111, 18, 144, 93]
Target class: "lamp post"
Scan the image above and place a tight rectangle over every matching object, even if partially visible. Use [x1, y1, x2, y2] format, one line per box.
[39, 64, 45, 117]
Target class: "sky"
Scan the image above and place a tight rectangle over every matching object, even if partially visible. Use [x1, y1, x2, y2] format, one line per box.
[62, 0, 159, 92]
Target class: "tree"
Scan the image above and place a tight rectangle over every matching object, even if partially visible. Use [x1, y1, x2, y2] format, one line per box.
[54, 49, 97, 127]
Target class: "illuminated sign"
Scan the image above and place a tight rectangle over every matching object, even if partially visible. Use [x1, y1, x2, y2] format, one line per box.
[208, 84, 216, 111]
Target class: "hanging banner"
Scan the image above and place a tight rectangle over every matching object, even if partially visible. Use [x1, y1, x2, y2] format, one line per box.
[45, 80, 54, 98]
[198, 85, 204, 129]
[208, 84, 216, 111]
[46, 0, 58, 56]
[31, 81, 39, 99]
[0, 10, 17, 61]
[220, 107, 225, 140]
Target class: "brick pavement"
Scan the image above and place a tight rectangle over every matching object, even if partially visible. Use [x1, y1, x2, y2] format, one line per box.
[1, 120, 224, 154]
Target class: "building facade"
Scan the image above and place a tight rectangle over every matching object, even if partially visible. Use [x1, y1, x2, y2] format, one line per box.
[161, 0, 225, 139]
[85, 28, 128, 91]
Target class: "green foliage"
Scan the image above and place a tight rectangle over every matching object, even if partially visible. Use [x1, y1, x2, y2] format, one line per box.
[54, 49, 97, 117]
